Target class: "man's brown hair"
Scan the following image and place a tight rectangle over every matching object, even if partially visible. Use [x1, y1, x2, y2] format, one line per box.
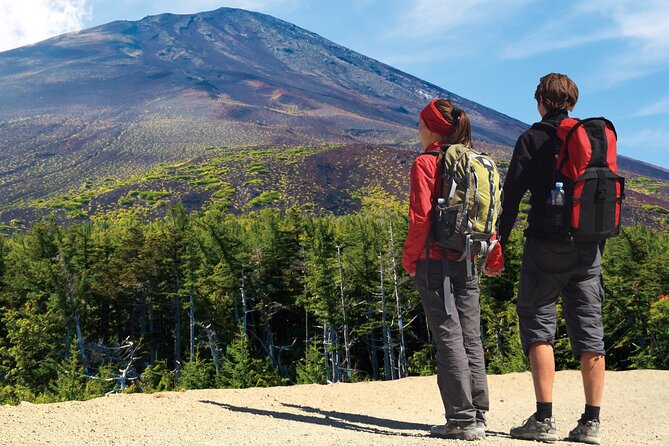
[534, 73, 579, 113]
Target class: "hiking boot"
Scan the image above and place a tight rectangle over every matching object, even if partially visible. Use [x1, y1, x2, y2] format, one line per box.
[430, 420, 478, 441]
[509, 414, 558, 443]
[568, 418, 601, 444]
[476, 421, 486, 439]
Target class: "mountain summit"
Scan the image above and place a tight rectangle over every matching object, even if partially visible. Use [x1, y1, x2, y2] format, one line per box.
[0, 8, 527, 210]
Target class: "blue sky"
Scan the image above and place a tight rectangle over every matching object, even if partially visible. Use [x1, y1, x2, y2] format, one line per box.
[2, 0, 668, 168]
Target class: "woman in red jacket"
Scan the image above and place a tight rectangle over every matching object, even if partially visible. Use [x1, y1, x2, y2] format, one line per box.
[402, 98, 489, 441]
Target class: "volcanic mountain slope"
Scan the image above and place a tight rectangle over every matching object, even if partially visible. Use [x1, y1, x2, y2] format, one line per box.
[0, 7, 526, 212]
[1, 7, 666, 229]
[2, 142, 667, 233]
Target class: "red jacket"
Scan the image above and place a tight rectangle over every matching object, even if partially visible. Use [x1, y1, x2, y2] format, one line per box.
[402, 142, 446, 275]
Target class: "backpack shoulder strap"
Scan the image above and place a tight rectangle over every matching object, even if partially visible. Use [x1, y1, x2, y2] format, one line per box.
[562, 117, 617, 173]
[570, 117, 617, 140]
[533, 121, 557, 133]
[419, 145, 447, 213]
[550, 118, 580, 174]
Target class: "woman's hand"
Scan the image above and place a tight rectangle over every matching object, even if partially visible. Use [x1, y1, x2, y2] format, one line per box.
[483, 240, 504, 277]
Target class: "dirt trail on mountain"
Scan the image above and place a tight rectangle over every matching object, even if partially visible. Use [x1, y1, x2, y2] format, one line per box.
[0, 370, 666, 445]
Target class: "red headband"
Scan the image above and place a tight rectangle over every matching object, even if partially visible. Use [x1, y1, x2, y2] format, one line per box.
[420, 99, 454, 135]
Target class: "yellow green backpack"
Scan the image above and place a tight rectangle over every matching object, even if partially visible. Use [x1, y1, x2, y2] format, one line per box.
[429, 143, 502, 258]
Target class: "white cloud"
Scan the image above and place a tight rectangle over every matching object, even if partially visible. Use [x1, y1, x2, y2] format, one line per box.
[501, 25, 616, 59]
[502, 1, 669, 85]
[634, 96, 669, 117]
[0, 0, 91, 52]
[619, 128, 669, 154]
[391, 0, 531, 42]
[601, 1, 669, 85]
[610, 1, 669, 51]
[617, 128, 669, 168]
[504, 1, 669, 57]
[374, 0, 532, 65]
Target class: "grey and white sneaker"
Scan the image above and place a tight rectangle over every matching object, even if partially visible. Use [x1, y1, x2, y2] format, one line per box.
[430, 421, 478, 441]
[510, 414, 558, 443]
[568, 418, 601, 444]
[476, 421, 486, 439]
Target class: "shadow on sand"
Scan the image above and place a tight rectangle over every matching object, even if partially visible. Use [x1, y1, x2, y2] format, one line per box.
[199, 399, 431, 437]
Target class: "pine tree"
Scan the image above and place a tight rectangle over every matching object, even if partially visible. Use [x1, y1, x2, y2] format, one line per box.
[479, 228, 529, 373]
[300, 216, 342, 380]
[296, 342, 327, 384]
[602, 227, 669, 368]
[407, 346, 436, 376]
[140, 360, 174, 393]
[85, 363, 118, 397]
[50, 340, 87, 402]
[647, 296, 669, 369]
[0, 203, 667, 402]
[218, 327, 281, 389]
[179, 351, 215, 390]
[0, 222, 68, 391]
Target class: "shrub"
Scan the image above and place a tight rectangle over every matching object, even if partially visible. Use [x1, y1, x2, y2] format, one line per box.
[407, 346, 436, 376]
[0, 385, 36, 406]
[248, 191, 280, 208]
[218, 329, 281, 389]
[141, 360, 175, 393]
[178, 353, 215, 390]
[296, 342, 327, 384]
[48, 342, 87, 402]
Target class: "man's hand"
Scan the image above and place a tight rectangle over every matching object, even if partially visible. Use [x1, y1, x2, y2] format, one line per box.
[483, 240, 504, 277]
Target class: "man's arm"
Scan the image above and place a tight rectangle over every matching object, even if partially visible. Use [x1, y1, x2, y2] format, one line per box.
[498, 132, 533, 246]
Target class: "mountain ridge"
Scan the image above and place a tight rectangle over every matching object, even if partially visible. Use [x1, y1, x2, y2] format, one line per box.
[0, 7, 527, 212]
[0, 7, 667, 228]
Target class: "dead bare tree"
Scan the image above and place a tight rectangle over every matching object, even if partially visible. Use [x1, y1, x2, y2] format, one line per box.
[195, 321, 222, 375]
[240, 273, 248, 333]
[58, 250, 88, 374]
[388, 220, 408, 378]
[84, 338, 142, 393]
[379, 250, 396, 380]
[189, 238, 195, 361]
[336, 245, 352, 381]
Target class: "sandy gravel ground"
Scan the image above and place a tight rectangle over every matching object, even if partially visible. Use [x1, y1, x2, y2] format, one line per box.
[0, 370, 667, 446]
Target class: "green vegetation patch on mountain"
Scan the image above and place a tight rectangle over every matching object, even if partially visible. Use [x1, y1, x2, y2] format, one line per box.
[0, 143, 416, 228]
[0, 142, 667, 234]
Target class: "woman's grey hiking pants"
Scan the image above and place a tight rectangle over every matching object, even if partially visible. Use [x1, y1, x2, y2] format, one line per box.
[414, 259, 489, 425]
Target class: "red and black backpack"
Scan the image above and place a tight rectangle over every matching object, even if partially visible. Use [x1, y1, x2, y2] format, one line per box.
[545, 117, 625, 242]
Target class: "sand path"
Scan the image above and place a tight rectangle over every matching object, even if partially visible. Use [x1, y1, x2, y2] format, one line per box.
[0, 370, 666, 445]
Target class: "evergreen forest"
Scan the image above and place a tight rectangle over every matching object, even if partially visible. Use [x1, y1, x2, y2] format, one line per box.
[0, 194, 667, 405]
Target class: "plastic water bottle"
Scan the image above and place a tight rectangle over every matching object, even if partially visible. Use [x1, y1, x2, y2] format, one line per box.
[547, 182, 565, 232]
[551, 182, 565, 206]
[436, 198, 447, 220]
[433, 197, 453, 243]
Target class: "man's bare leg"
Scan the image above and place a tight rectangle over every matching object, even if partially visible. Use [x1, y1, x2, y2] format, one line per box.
[510, 342, 559, 441]
[581, 352, 605, 406]
[530, 342, 555, 403]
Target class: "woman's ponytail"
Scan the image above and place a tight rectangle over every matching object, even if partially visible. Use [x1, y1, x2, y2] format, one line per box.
[433, 99, 473, 148]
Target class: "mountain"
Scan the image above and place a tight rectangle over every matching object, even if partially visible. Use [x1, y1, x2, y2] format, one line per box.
[0, 7, 524, 212]
[0, 7, 667, 229]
